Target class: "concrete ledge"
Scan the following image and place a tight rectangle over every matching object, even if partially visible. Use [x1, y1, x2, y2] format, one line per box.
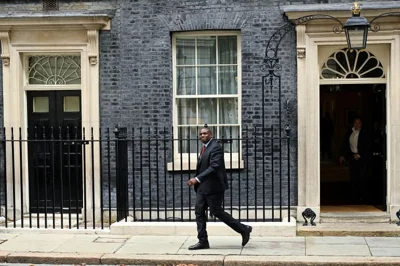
[7, 253, 400, 266]
[102, 254, 224, 266]
[110, 219, 296, 236]
[224, 256, 400, 266]
[6, 252, 102, 264]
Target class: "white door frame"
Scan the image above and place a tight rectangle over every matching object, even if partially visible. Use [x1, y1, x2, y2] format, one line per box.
[0, 16, 110, 220]
[295, 23, 400, 222]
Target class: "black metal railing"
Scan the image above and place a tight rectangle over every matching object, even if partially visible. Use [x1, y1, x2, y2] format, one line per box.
[0, 126, 292, 229]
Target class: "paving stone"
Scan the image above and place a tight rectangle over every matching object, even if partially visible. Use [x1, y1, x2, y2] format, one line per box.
[306, 243, 371, 256]
[370, 247, 400, 257]
[178, 236, 242, 255]
[306, 236, 367, 245]
[241, 238, 305, 256]
[117, 235, 189, 254]
[0, 234, 74, 252]
[53, 235, 123, 254]
[366, 237, 400, 247]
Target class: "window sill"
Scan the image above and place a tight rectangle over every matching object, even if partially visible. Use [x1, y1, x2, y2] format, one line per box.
[167, 160, 244, 171]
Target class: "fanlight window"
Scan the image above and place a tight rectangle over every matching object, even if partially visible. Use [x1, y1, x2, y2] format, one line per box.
[27, 56, 81, 85]
[321, 49, 385, 79]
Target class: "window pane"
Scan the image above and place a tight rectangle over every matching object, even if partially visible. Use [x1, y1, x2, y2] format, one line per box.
[178, 127, 199, 153]
[199, 98, 217, 124]
[218, 36, 237, 64]
[197, 37, 216, 65]
[219, 66, 237, 94]
[177, 67, 195, 95]
[33, 97, 49, 113]
[28, 55, 81, 85]
[219, 98, 238, 124]
[64, 96, 80, 112]
[198, 67, 216, 95]
[176, 38, 195, 65]
[220, 126, 239, 153]
[177, 99, 197, 125]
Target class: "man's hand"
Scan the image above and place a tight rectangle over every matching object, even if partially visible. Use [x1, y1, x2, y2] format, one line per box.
[353, 153, 361, 160]
[339, 156, 346, 164]
[187, 178, 198, 187]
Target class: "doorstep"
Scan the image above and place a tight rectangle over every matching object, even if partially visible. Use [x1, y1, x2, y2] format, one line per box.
[298, 222, 400, 236]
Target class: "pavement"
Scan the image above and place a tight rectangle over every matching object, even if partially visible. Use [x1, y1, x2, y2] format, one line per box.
[0, 230, 399, 265]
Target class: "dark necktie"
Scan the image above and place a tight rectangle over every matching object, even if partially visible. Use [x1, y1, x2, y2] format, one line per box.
[200, 145, 206, 156]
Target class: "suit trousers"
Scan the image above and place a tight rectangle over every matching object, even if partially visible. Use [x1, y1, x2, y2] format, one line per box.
[350, 156, 367, 201]
[195, 191, 245, 242]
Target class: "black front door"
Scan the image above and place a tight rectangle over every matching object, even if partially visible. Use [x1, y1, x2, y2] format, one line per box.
[27, 91, 82, 213]
[370, 85, 387, 209]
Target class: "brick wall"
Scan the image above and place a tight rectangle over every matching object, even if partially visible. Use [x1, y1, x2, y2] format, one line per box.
[0, 0, 385, 218]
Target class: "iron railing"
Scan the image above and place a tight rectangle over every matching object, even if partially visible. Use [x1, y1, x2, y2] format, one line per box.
[0, 126, 292, 229]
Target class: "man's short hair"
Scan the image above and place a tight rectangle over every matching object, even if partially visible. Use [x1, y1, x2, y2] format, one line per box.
[201, 124, 212, 134]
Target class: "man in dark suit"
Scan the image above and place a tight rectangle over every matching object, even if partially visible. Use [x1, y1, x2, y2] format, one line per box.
[339, 117, 371, 203]
[187, 126, 252, 250]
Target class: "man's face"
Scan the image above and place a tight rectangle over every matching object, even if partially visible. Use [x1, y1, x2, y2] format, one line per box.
[353, 119, 362, 130]
[199, 128, 212, 144]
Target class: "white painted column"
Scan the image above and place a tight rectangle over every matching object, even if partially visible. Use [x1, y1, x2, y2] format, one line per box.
[297, 26, 321, 223]
[389, 32, 400, 222]
[83, 29, 102, 223]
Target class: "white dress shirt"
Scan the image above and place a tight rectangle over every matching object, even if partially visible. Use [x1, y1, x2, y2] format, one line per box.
[349, 127, 360, 154]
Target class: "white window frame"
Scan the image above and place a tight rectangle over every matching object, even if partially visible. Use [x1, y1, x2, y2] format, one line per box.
[170, 31, 243, 170]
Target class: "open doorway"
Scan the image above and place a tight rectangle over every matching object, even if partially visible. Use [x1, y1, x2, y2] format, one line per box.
[320, 84, 386, 211]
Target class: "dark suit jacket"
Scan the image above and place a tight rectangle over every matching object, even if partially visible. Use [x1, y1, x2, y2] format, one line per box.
[194, 139, 228, 194]
[340, 128, 371, 160]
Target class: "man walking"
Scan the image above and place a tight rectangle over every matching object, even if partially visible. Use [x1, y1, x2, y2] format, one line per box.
[187, 125, 252, 250]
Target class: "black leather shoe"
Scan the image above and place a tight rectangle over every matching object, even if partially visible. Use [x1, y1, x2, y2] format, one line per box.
[188, 241, 210, 250]
[241, 225, 252, 247]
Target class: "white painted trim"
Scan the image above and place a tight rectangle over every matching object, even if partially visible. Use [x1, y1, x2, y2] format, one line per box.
[171, 31, 242, 164]
[0, 23, 103, 221]
[294, 20, 398, 222]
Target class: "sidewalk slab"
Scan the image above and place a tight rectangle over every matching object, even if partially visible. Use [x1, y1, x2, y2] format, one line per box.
[53, 235, 124, 254]
[6, 252, 102, 264]
[117, 235, 189, 254]
[306, 236, 367, 245]
[370, 247, 400, 257]
[365, 237, 400, 247]
[178, 236, 242, 255]
[241, 237, 305, 256]
[101, 253, 224, 266]
[0, 234, 18, 241]
[224, 255, 400, 266]
[0, 233, 75, 252]
[306, 243, 371, 256]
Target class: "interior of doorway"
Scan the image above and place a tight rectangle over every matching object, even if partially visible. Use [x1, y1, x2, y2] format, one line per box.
[320, 84, 386, 212]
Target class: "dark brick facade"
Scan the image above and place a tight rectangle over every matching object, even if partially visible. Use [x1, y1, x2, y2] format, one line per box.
[0, 0, 384, 219]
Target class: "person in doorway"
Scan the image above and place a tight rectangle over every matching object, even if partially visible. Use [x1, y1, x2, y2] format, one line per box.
[339, 117, 371, 204]
[186, 125, 252, 250]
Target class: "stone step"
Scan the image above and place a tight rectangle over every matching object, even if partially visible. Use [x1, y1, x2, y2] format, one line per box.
[297, 222, 400, 237]
[320, 212, 391, 223]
